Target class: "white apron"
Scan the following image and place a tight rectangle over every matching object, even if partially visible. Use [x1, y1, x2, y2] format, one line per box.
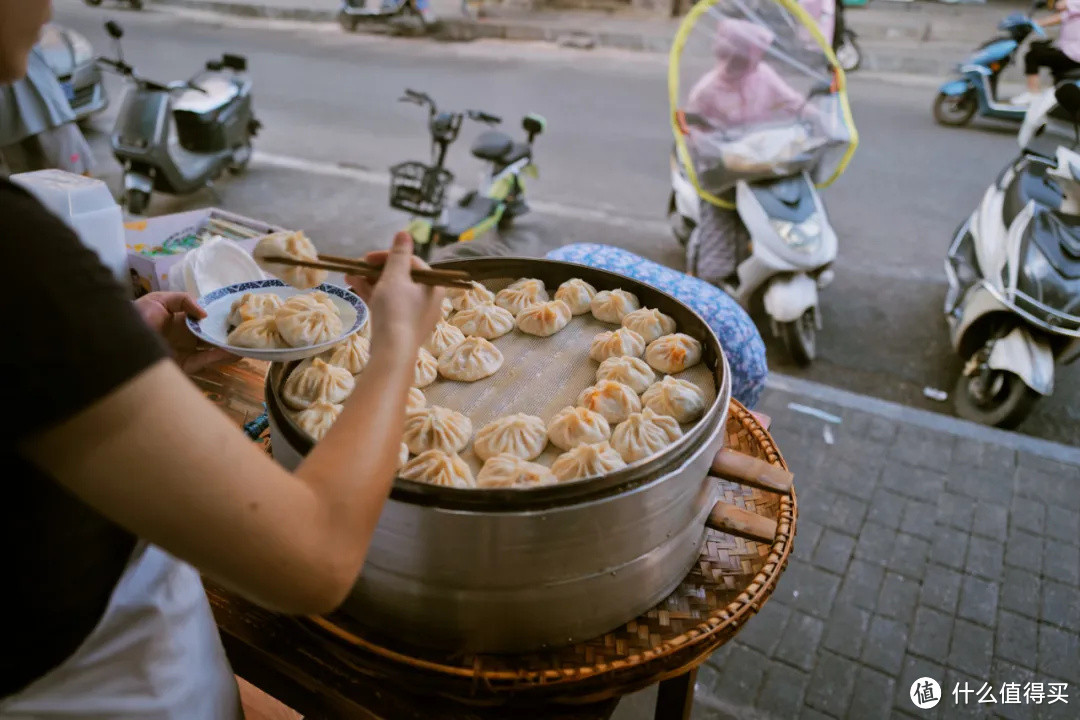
[0, 543, 241, 720]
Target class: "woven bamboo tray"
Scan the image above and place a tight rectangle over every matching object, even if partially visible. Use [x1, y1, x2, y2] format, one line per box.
[293, 399, 796, 706]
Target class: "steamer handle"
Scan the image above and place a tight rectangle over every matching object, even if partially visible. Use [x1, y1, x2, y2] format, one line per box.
[710, 448, 793, 495]
[705, 501, 777, 544]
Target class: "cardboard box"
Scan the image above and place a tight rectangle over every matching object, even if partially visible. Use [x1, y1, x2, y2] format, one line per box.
[124, 208, 285, 297]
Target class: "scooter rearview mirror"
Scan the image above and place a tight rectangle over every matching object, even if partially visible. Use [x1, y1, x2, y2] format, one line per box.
[105, 21, 124, 39]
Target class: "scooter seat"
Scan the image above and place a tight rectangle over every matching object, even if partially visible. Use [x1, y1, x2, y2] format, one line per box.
[173, 76, 241, 115]
[438, 194, 501, 239]
[1002, 163, 1063, 228]
[470, 131, 531, 166]
[1028, 209, 1080, 278]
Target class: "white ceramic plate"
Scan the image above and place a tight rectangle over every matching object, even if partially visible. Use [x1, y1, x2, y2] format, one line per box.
[187, 279, 367, 362]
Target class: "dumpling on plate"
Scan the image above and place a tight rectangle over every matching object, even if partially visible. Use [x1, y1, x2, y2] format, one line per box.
[253, 231, 327, 289]
[577, 380, 642, 425]
[293, 401, 343, 442]
[550, 442, 626, 482]
[589, 328, 646, 362]
[403, 405, 473, 455]
[547, 405, 611, 451]
[400, 449, 475, 488]
[622, 307, 677, 344]
[441, 297, 454, 320]
[596, 356, 656, 395]
[473, 413, 548, 461]
[476, 454, 557, 489]
[554, 278, 597, 315]
[438, 336, 503, 382]
[424, 321, 466, 358]
[283, 357, 354, 410]
[397, 443, 410, 470]
[611, 408, 683, 463]
[641, 376, 707, 423]
[495, 278, 548, 316]
[275, 293, 344, 348]
[517, 299, 572, 337]
[645, 333, 703, 374]
[414, 347, 438, 388]
[448, 281, 495, 312]
[323, 333, 369, 375]
[449, 302, 515, 340]
[407, 387, 426, 413]
[228, 292, 283, 329]
[227, 315, 285, 349]
[590, 289, 640, 324]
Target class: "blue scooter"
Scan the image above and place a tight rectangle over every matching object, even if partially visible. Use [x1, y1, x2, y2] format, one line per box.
[933, 10, 1046, 127]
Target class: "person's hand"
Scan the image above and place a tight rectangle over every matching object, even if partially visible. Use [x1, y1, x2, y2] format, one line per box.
[346, 233, 445, 351]
[134, 292, 236, 374]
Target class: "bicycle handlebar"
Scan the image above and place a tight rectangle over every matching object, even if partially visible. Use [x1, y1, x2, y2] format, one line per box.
[467, 110, 501, 125]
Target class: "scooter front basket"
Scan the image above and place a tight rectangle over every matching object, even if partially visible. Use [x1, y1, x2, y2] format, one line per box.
[390, 161, 454, 218]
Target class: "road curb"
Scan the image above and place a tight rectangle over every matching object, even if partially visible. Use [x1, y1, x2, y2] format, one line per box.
[152, 0, 338, 21]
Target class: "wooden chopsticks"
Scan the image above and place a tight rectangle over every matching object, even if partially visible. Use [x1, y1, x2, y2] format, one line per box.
[264, 255, 474, 290]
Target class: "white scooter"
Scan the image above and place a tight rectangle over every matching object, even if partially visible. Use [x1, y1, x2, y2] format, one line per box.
[669, 145, 838, 366]
[943, 82, 1080, 428]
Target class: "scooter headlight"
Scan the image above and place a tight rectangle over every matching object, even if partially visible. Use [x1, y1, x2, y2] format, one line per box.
[772, 218, 822, 253]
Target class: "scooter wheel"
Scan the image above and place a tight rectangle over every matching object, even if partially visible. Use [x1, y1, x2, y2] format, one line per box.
[339, 12, 359, 31]
[953, 368, 1039, 429]
[836, 32, 861, 73]
[126, 189, 150, 215]
[84, 0, 103, 5]
[933, 91, 977, 127]
[130, 0, 143, 8]
[779, 310, 816, 367]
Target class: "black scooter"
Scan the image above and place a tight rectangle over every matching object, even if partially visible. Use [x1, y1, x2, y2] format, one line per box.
[97, 21, 260, 214]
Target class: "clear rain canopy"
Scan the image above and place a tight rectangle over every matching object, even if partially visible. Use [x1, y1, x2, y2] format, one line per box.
[671, 0, 856, 202]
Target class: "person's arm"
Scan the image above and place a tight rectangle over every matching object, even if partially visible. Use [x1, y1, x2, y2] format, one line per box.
[22, 233, 444, 615]
[1040, 12, 1063, 27]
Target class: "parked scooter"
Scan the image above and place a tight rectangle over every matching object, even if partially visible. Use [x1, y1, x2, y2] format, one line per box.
[84, 0, 143, 8]
[339, 0, 436, 31]
[97, 21, 260, 214]
[944, 82, 1080, 428]
[933, 6, 1049, 127]
[389, 89, 545, 260]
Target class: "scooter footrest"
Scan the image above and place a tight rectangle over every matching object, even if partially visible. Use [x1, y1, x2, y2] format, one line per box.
[438, 196, 500, 238]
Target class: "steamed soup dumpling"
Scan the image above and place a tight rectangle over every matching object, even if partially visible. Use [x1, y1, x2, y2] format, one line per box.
[554, 278, 597, 315]
[414, 348, 438, 388]
[516, 299, 572, 337]
[407, 387, 426, 413]
[589, 328, 646, 362]
[476, 454, 557, 489]
[227, 315, 285, 349]
[293, 401, 343, 442]
[550, 442, 627, 482]
[401, 449, 475, 488]
[641, 376, 707, 423]
[611, 408, 683, 463]
[547, 405, 611, 451]
[283, 357, 355, 410]
[448, 281, 495, 312]
[424, 321, 466, 358]
[645, 333, 703, 374]
[324, 333, 370, 375]
[441, 297, 454, 320]
[449, 302, 515, 340]
[590, 289, 640, 324]
[253, 231, 327, 289]
[403, 405, 473, 455]
[228, 292, 283, 328]
[577, 380, 642, 425]
[275, 293, 344, 348]
[438, 336, 504, 382]
[622, 307, 677, 344]
[495, 278, 548, 316]
[596, 356, 656, 395]
[398, 443, 410, 469]
[473, 413, 548, 461]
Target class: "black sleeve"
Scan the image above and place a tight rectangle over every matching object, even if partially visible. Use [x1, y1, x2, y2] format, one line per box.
[1, 180, 168, 439]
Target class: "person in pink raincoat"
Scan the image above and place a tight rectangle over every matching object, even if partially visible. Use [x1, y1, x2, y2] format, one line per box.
[800, 0, 835, 49]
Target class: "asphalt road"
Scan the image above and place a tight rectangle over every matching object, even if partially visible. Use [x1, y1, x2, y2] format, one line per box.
[53, 1, 1079, 445]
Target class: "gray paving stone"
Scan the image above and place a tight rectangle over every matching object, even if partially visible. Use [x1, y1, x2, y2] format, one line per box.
[796, 709, 834, 720]
[732, 599, 789, 657]
[1016, 453, 1080, 481]
[948, 619, 994, 678]
[996, 611, 1039, 670]
[855, 523, 897, 566]
[707, 644, 767, 707]
[1037, 625, 1080, 684]
[825, 493, 869, 538]
[877, 572, 919, 625]
[952, 437, 1017, 473]
[920, 563, 963, 614]
[821, 602, 870, 660]
[938, 491, 976, 532]
[861, 614, 909, 676]
[773, 611, 824, 673]
[1005, 529, 1044, 575]
[894, 655, 947, 719]
[1045, 506, 1080, 547]
[811, 529, 855, 576]
[848, 666, 896, 720]
[755, 663, 809, 719]
[866, 487, 906, 530]
[972, 501, 1009, 541]
[943, 669, 995, 719]
[957, 576, 999, 628]
[774, 561, 840, 620]
[827, 456, 881, 502]
[1011, 496, 1047, 536]
[793, 518, 823, 563]
[1040, 579, 1080, 632]
[888, 427, 954, 470]
[836, 559, 885, 612]
[1000, 567, 1042, 620]
[990, 658, 1037, 720]
[930, 524, 969, 571]
[881, 462, 948, 501]
[900, 498, 938, 541]
[1042, 543, 1080, 588]
[909, 605, 953, 661]
[887, 533, 931, 581]
[804, 651, 857, 718]
[965, 536, 1005, 582]
[1020, 469, 1080, 513]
